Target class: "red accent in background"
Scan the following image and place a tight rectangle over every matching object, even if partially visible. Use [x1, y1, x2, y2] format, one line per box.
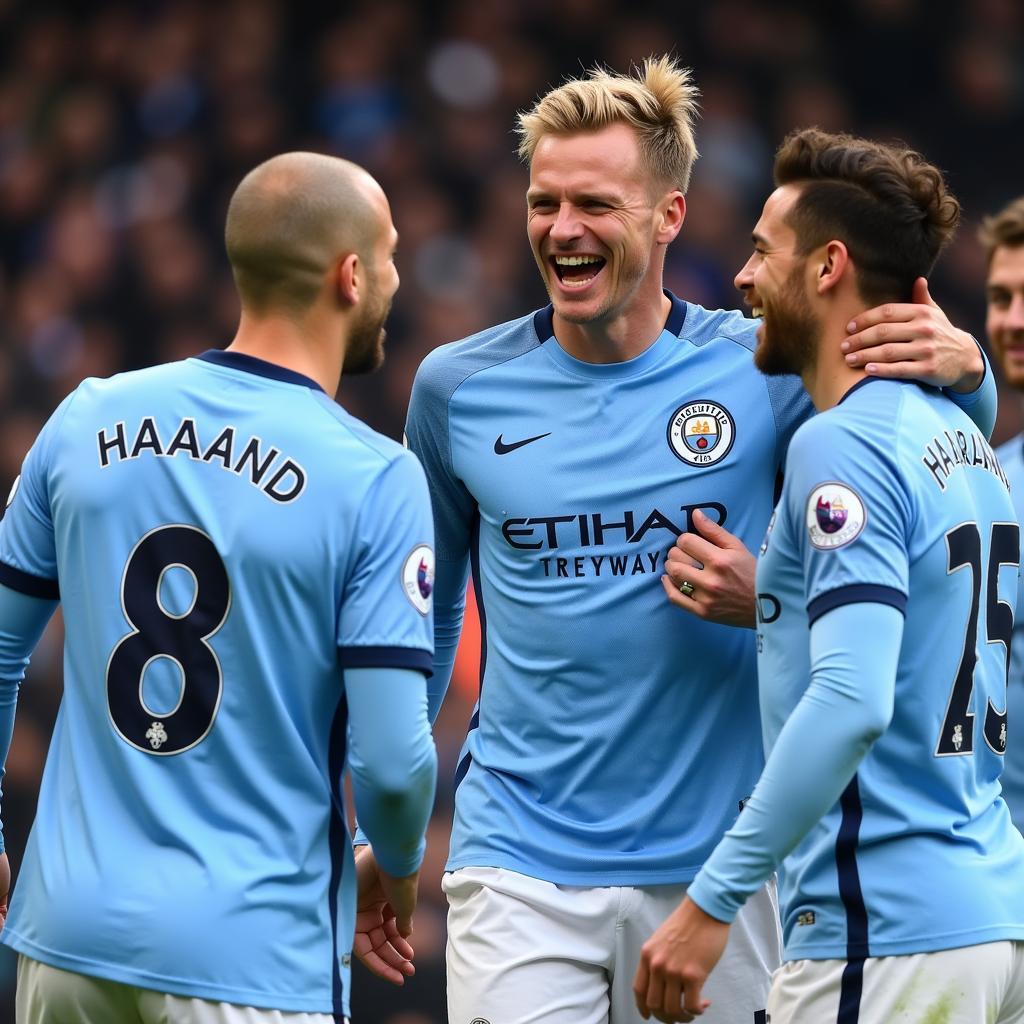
[452, 584, 481, 700]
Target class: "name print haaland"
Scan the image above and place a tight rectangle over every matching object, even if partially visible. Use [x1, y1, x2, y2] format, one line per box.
[97, 417, 307, 503]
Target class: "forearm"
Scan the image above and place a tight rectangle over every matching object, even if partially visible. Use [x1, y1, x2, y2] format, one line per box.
[0, 584, 59, 853]
[944, 340, 995, 437]
[688, 601, 902, 922]
[346, 666, 437, 877]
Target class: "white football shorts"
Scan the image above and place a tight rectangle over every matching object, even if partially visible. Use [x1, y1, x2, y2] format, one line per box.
[767, 940, 1024, 1024]
[16, 955, 341, 1024]
[444, 864, 781, 1024]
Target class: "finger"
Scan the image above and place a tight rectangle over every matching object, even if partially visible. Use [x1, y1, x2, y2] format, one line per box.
[661, 574, 699, 612]
[690, 508, 743, 548]
[353, 931, 414, 984]
[845, 341, 934, 368]
[674, 530, 721, 564]
[645, 967, 666, 1024]
[634, 961, 652, 1019]
[682, 977, 711, 1017]
[842, 324, 934, 356]
[382, 918, 416, 960]
[663, 976, 684, 1022]
[846, 302, 920, 333]
[665, 549, 701, 574]
[913, 276, 937, 307]
[859, 360, 925, 379]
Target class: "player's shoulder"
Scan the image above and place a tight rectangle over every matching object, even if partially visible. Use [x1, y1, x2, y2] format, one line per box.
[308, 392, 421, 477]
[678, 302, 759, 352]
[413, 310, 543, 400]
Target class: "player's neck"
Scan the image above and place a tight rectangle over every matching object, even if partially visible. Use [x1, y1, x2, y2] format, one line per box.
[803, 314, 868, 412]
[228, 312, 343, 396]
[552, 287, 672, 364]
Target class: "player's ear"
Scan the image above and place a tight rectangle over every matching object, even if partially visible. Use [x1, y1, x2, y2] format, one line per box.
[656, 193, 686, 244]
[815, 240, 849, 295]
[336, 253, 360, 307]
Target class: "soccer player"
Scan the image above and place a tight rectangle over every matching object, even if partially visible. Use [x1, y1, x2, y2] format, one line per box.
[392, 58, 998, 1024]
[0, 152, 438, 1023]
[635, 130, 1024, 1024]
[983, 197, 1024, 832]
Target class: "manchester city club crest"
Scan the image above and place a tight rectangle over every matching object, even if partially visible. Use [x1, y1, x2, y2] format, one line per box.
[401, 543, 435, 615]
[806, 482, 866, 549]
[667, 400, 736, 466]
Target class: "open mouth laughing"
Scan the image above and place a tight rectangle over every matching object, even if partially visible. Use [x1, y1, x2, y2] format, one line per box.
[550, 253, 607, 290]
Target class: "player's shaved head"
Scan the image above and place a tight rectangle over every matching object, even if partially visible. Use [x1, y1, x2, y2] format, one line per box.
[225, 152, 386, 316]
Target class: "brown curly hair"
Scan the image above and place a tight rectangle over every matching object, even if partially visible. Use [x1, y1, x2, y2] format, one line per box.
[773, 128, 960, 305]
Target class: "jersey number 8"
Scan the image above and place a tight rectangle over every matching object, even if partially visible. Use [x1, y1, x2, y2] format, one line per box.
[106, 525, 231, 755]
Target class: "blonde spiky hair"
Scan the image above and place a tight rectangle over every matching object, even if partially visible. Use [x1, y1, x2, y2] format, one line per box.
[516, 55, 700, 193]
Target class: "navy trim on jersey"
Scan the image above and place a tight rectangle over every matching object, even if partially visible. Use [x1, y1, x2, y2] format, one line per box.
[807, 584, 907, 626]
[0, 562, 59, 600]
[532, 290, 687, 345]
[197, 350, 326, 393]
[838, 377, 925, 406]
[836, 776, 868, 1023]
[337, 646, 433, 675]
[454, 513, 485, 793]
[327, 688, 350, 1022]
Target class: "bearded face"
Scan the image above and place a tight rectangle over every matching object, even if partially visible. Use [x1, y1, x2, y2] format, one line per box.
[344, 270, 391, 375]
[754, 262, 820, 377]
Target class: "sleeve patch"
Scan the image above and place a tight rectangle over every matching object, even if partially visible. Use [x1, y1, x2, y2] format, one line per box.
[401, 544, 435, 615]
[5, 475, 20, 509]
[806, 481, 867, 550]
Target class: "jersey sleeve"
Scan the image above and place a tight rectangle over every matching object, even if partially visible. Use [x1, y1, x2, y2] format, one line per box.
[405, 352, 477, 715]
[0, 393, 77, 599]
[336, 451, 434, 674]
[688, 600, 903, 922]
[783, 413, 912, 624]
[941, 340, 996, 440]
[0, 584, 59, 853]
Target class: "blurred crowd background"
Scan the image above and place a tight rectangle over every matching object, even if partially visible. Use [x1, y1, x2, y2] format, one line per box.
[0, 0, 1022, 1020]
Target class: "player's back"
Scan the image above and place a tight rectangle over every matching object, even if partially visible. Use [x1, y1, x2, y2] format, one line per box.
[0, 351, 430, 1013]
[763, 380, 1024, 959]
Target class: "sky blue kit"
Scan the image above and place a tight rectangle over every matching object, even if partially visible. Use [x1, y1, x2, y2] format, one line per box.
[690, 379, 1024, 974]
[995, 431, 1024, 829]
[0, 351, 436, 1018]
[405, 293, 996, 888]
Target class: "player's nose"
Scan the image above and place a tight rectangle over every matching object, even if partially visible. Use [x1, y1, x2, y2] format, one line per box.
[550, 203, 584, 243]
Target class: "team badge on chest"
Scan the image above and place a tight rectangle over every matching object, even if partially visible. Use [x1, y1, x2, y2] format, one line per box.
[667, 400, 736, 466]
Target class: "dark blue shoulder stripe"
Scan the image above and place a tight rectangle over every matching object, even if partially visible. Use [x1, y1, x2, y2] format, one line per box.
[0, 563, 59, 600]
[808, 584, 906, 626]
[338, 646, 433, 676]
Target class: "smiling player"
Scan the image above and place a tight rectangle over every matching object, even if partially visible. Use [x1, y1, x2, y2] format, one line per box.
[636, 129, 1024, 1024]
[392, 59, 998, 1024]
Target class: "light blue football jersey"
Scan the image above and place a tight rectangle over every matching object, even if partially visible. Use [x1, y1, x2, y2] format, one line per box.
[753, 379, 1024, 959]
[995, 430, 1024, 831]
[407, 293, 812, 883]
[0, 351, 434, 1016]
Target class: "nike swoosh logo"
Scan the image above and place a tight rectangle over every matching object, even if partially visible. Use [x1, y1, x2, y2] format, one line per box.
[494, 432, 551, 455]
